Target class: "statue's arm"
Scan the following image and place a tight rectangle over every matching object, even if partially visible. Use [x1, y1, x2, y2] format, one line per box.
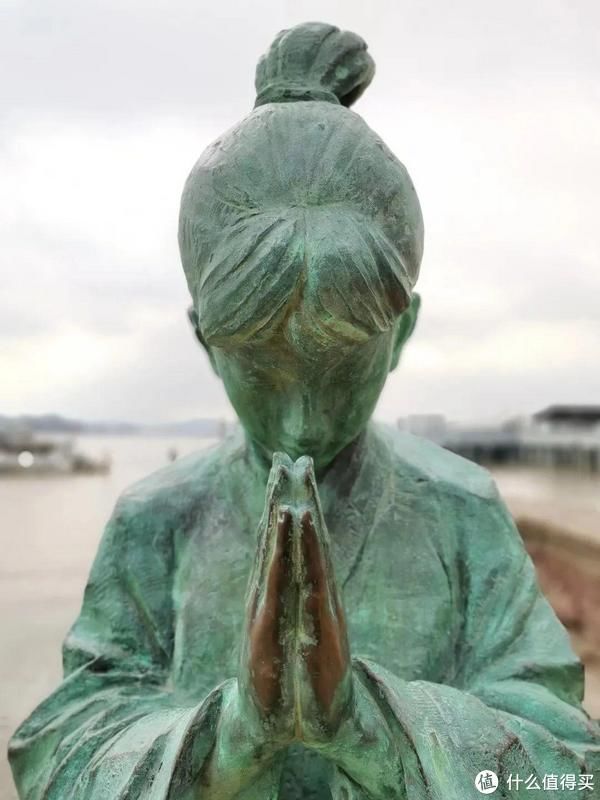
[319, 493, 600, 798]
[7, 496, 278, 800]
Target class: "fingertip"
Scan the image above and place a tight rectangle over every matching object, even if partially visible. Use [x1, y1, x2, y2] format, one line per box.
[271, 452, 294, 471]
[295, 454, 314, 472]
[266, 459, 291, 508]
[291, 457, 319, 508]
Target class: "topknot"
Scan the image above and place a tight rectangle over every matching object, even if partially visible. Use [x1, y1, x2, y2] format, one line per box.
[254, 22, 375, 108]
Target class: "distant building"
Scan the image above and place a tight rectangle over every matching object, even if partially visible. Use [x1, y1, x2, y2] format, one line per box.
[397, 405, 600, 471]
[533, 405, 600, 431]
[397, 414, 447, 443]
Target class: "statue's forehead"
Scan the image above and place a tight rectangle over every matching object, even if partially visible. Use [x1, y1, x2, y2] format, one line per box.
[227, 317, 382, 371]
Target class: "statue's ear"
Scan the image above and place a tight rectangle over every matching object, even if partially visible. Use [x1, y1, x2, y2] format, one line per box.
[187, 306, 220, 376]
[390, 293, 421, 372]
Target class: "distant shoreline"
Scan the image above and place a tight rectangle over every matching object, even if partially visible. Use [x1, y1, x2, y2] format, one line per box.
[0, 413, 232, 438]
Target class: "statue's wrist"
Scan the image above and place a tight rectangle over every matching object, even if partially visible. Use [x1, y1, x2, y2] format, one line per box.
[201, 679, 282, 799]
[312, 667, 404, 798]
[296, 668, 355, 747]
[217, 680, 279, 760]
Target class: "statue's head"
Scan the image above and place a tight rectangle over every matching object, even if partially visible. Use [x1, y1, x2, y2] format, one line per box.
[179, 22, 424, 471]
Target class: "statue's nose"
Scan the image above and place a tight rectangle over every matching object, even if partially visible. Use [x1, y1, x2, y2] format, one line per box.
[280, 391, 320, 445]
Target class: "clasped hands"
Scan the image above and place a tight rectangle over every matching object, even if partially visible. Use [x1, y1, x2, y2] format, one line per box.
[239, 453, 352, 746]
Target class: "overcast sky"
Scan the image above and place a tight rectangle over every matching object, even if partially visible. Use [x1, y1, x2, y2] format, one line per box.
[1, 0, 599, 424]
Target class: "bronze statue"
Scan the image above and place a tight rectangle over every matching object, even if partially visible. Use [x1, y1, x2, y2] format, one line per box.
[9, 21, 599, 799]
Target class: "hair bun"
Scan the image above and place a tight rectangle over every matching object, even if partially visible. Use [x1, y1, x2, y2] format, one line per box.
[254, 22, 375, 108]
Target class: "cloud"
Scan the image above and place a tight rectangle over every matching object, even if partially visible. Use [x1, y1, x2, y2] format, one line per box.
[2, 0, 598, 119]
[1, 0, 599, 423]
[1, 117, 205, 334]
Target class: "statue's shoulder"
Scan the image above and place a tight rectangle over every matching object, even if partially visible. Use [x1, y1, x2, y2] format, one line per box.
[373, 422, 500, 503]
[374, 425, 525, 561]
[112, 431, 246, 527]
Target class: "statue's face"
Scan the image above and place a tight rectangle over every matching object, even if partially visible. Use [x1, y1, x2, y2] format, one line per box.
[210, 328, 397, 472]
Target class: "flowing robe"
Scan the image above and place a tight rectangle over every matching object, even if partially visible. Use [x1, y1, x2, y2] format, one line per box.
[9, 425, 600, 798]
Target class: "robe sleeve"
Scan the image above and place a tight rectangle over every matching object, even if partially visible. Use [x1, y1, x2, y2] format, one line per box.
[7, 495, 271, 800]
[320, 491, 600, 799]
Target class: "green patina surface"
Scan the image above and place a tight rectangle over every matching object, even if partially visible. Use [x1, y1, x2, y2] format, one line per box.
[9, 20, 600, 800]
